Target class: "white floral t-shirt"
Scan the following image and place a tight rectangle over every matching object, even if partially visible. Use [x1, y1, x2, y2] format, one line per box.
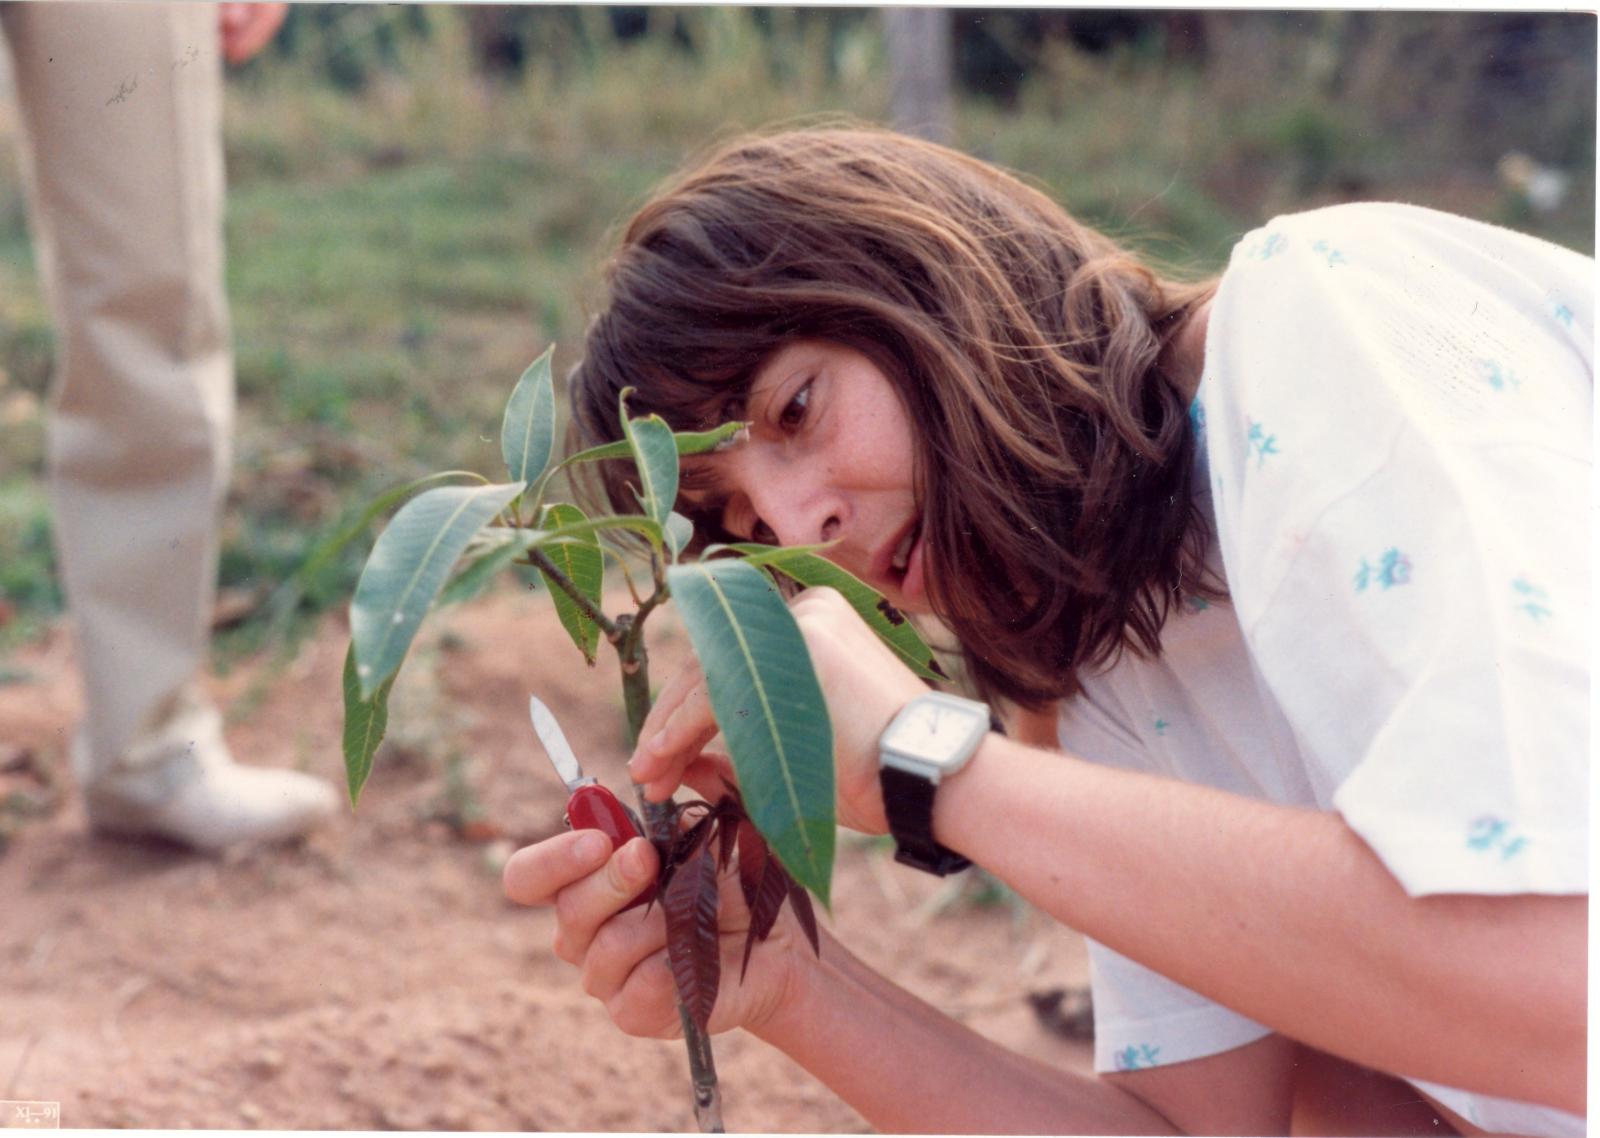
[1058, 202, 1591, 1136]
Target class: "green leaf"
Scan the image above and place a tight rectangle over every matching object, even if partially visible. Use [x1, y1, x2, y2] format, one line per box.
[536, 512, 663, 550]
[667, 560, 834, 904]
[665, 511, 694, 561]
[439, 533, 528, 607]
[619, 390, 679, 527]
[350, 481, 524, 698]
[538, 503, 604, 664]
[502, 347, 557, 486]
[263, 470, 490, 633]
[342, 640, 395, 806]
[479, 512, 663, 555]
[730, 545, 947, 681]
[562, 420, 746, 467]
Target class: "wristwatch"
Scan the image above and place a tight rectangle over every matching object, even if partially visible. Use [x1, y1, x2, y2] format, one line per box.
[878, 692, 991, 875]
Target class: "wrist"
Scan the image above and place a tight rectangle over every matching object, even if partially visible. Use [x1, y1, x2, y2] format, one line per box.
[747, 924, 831, 1050]
[928, 729, 1004, 856]
[876, 692, 994, 874]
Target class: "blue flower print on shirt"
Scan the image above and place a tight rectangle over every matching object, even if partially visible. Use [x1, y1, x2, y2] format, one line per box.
[1467, 815, 1528, 862]
[1183, 594, 1211, 615]
[1546, 292, 1575, 328]
[1188, 400, 1207, 437]
[1153, 717, 1169, 737]
[1113, 1044, 1162, 1072]
[1311, 239, 1347, 268]
[1511, 576, 1552, 622]
[1245, 419, 1279, 469]
[1473, 358, 1522, 392]
[1244, 232, 1288, 261]
[1354, 548, 1412, 593]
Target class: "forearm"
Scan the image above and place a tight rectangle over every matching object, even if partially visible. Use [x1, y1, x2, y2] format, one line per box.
[934, 737, 1587, 1114]
[751, 928, 1178, 1135]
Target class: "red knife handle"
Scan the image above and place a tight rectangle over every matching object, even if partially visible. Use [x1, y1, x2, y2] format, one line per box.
[566, 784, 655, 912]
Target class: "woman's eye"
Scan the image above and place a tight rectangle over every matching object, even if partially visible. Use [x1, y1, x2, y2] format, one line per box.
[778, 381, 812, 431]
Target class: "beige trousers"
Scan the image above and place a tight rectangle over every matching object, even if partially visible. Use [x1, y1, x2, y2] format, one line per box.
[2, 3, 233, 783]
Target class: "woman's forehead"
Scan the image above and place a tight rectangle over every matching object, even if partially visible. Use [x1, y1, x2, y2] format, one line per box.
[761, 339, 836, 376]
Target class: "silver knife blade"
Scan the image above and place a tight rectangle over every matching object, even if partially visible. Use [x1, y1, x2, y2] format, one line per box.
[529, 695, 593, 793]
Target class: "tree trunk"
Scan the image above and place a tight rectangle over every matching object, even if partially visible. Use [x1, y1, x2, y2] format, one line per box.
[883, 8, 955, 144]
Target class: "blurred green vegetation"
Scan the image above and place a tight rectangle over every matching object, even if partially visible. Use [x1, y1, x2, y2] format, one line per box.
[0, 7, 1592, 660]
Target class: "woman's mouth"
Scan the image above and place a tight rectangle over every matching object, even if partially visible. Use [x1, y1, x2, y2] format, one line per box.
[890, 522, 919, 574]
[887, 520, 927, 607]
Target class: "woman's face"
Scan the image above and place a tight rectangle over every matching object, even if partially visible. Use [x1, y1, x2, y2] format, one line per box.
[680, 340, 932, 614]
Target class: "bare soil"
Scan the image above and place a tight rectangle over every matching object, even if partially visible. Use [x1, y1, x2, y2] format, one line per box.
[0, 585, 1092, 1132]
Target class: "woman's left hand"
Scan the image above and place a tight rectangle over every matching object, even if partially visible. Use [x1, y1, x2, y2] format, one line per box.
[630, 587, 929, 834]
[219, 3, 288, 65]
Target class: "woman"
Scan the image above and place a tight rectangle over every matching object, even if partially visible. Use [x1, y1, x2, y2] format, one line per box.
[503, 126, 1589, 1135]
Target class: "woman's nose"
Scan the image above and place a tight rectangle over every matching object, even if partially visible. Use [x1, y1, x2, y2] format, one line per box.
[754, 485, 843, 547]
[769, 508, 841, 547]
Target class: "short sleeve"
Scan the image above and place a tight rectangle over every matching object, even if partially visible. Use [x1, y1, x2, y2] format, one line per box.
[1086, 937, 1272, 1073]
[1199, 204, 1591, 896]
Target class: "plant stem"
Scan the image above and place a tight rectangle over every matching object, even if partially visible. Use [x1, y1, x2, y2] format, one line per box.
[537, 549, 725, 1130]
[526, 547, 621, 639]
[614, 610, 726, 1134]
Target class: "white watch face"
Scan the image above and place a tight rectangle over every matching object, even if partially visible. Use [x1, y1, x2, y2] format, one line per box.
[882, 699, 985, 766]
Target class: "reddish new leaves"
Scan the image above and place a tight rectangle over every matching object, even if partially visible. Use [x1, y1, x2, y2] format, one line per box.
[662, 825, 721, 1033]
[651, 788, 821, 1033]
[737, 819, 790, 981]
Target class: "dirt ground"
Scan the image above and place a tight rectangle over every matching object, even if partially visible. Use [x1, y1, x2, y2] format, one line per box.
[0, 584, 1094, 1132]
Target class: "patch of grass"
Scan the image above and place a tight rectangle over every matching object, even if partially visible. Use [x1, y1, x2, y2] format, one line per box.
[0, 318, 51, 400]
[196, 12, 898, 653]
[0, 8, 1590, 667]
[0, 478, 60, 652]
[964, 56, 1250, 267]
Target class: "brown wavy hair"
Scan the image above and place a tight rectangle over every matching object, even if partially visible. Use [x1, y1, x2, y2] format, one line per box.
[570, 125, 1219, 708]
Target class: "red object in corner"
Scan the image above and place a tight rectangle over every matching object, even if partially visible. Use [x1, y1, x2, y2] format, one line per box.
[566, 783, 655, 911]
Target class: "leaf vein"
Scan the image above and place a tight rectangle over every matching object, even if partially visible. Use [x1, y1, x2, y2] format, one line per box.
[697, 567, 812, 857]
[372, 488, 491, 666]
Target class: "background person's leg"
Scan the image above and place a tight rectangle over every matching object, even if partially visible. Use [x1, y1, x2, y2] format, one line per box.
[1, 2, 334, 849]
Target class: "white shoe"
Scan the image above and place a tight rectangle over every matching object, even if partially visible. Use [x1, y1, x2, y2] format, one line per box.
[81, 697, 339, 852]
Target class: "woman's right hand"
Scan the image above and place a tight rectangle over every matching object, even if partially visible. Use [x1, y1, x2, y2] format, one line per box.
[632, 588, 931, 835]
[502, 821, 817, 1042]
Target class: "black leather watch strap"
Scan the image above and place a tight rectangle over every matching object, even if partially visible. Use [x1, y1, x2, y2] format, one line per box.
[879, 765, 971, 876]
